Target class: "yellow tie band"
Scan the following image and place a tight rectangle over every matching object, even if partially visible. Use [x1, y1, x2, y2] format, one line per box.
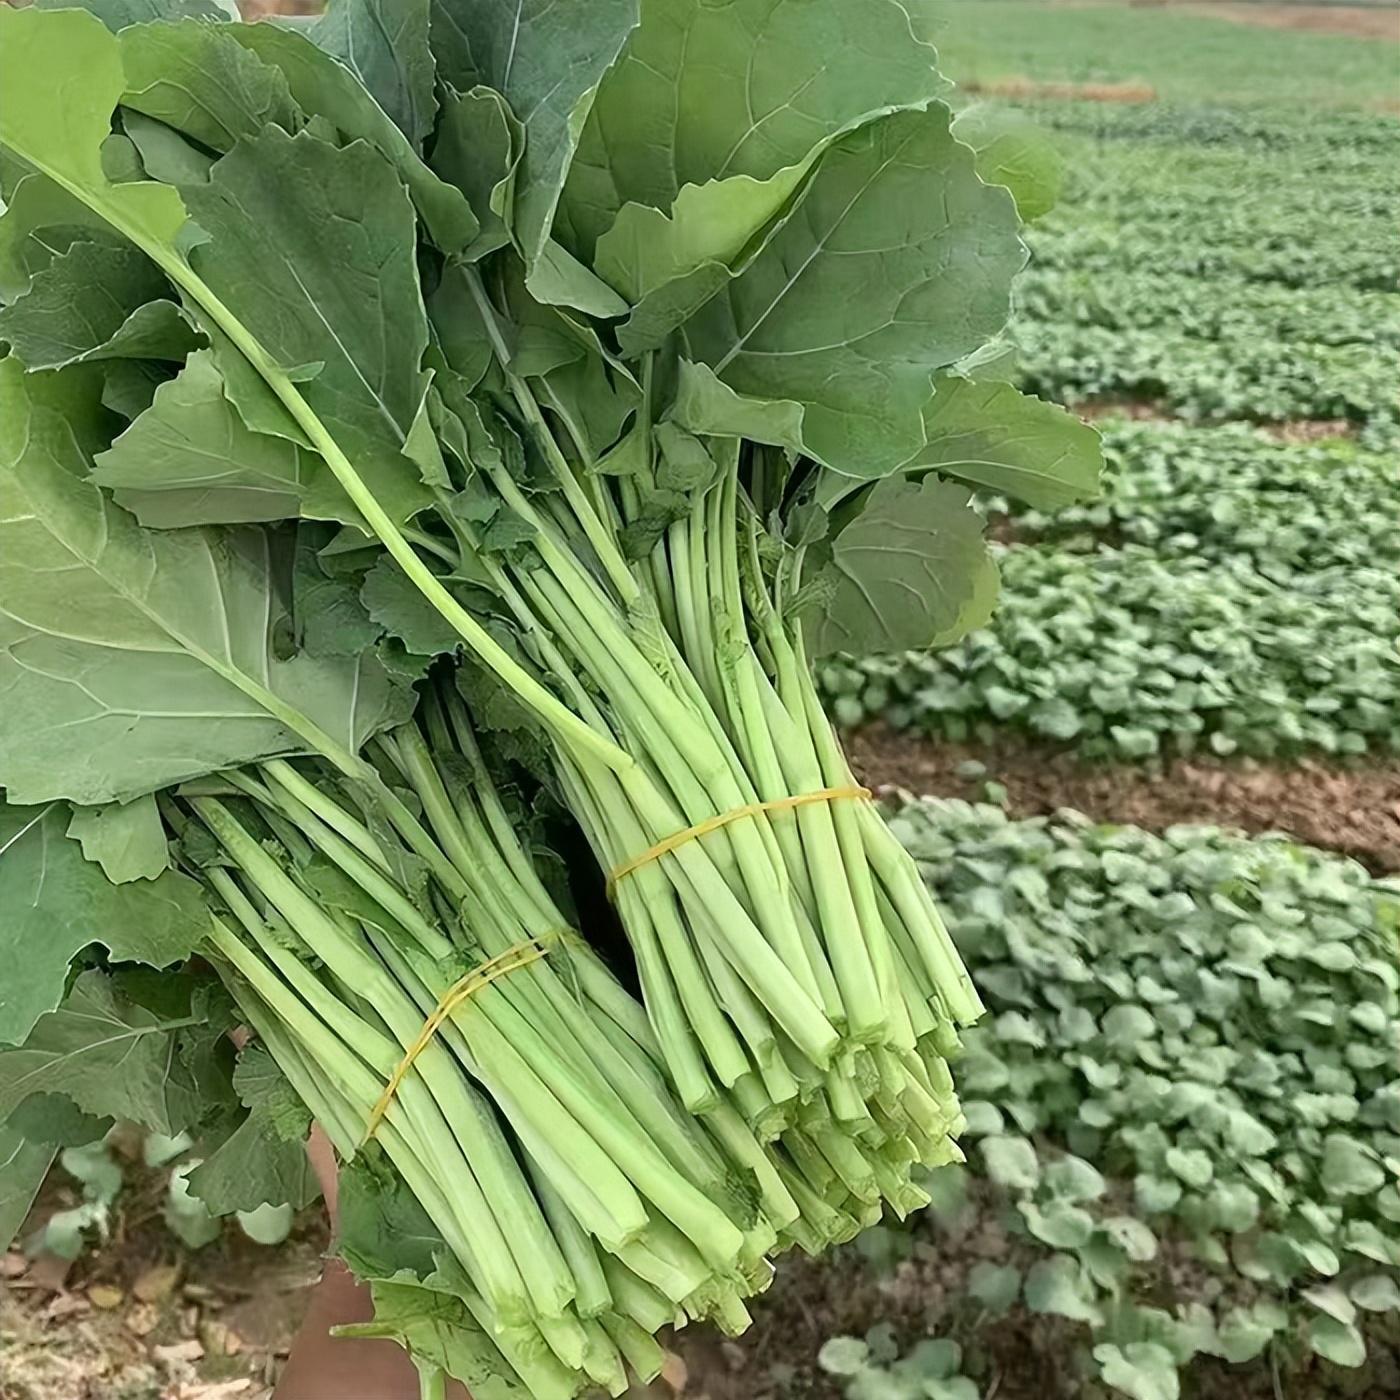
[606, 785, 872, 898]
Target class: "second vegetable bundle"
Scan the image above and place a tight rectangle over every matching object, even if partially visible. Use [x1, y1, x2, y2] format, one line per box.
[0, 0, 1099, 1394]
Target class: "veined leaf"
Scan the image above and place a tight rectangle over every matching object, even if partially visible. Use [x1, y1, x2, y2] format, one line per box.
[0, 799, 205, 1045]
[0, 7, 189, 252]
[180, 128, 434, 527]
[0, 173, 116, 304]
[66, 793, 170, 882]
[0, 971, 210, 1133]
[187, 1107, 319, 1215]
[337, 1281, 530, 1397]
[117, 18, 302, 152]
[526, 239, 631, 320]
[90, 349, 332, 529]
[226, 20, 477, 253]
[429, 0, 640, 264]
[566, 0, 948, 256]
[0, 358, 410, 806]
[361, 556, 464, 658]
[573, 0, 950, 346]
[670, 359, 805, 454]
[308, 0, 437, 148]
[186, 1047, 316, 1214]
[430, 85, 521, 261]
[0, 240, 196, 371]
[952, 104, 1064, 224]
[0, 8, 650, 765]
[685, 106, 1025, 477]
[0, 1126, 57, 1255]
[5, 1094, 113, 1149]
[819, 376, 1101, 509]
[806, 476, 998, 659]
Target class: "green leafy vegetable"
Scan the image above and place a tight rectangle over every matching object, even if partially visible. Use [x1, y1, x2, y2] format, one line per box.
[0, 5, 1103, 1392]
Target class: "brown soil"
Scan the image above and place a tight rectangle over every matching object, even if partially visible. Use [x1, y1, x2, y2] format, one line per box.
[1174, 2, 1400, 41]
[849, 725, 1400, 874]
[962, 78, 1160, 103]
[14, 1169, 1388, 1400]
[1071, 399, 1358, 442]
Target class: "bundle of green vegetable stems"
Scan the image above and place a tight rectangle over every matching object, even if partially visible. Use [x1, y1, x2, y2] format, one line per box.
[0, 0, 1100, 1395]
[173, 681, 970, 1398]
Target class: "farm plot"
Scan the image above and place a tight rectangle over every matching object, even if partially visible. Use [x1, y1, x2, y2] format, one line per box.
[823, 97, 1400, 773]
[821, 422, 1400, 762]
[1012, 105, 1400, 436]
[675, 796, 1400, 1400]
[2, 5, 1397, 1400]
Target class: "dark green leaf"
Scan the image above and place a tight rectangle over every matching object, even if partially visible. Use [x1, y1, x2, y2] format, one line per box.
[0, 800, 207, 1045]
[118, 18, 302, 151]
[806, 476, 997, 658]
[686, 106, 1023, 476]
[0, 1124, 57, 1253]
[309, 0, 437, 148]
[429, 0, 639, 263]
[823, 375, 1101, 510]
[226, 20, 477, 253]
[0, 359, 412, 806]
[0, 971, 208, 1133]
[66, 794, 169, 882]
[0, 241, 195, 370]
[182, 127, 433, 525]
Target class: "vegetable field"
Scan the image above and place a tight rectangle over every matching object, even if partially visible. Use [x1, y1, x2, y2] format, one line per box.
[2, 3, 1398, 1400]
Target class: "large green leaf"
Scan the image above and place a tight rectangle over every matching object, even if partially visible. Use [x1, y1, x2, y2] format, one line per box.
[0, 240, 195, 371]
[307, 0, 437, 148]
[117, 18, 302, 152]
[0, 6, 189, 253]
[0, 173, 116, 304]
[5, 1094, 113, 1149]
[566, 0, 947, 255]
[0, 971, 211, 1133]
[570, 0, 949, 345]
[66, 793, 169, 882]
[186, 1108, 319, 1215]
[429, 0, 639, 263]
[684, 106, 1024, 477]
[951, 105, 1064, 224]
[0, 1125, 56, 1254]
[226, 20, 477, 253]
[180, 127, 434, 526]
[820, 376, 1102, 508]
[806, 476, 997, 659]
[0, 358, 411, 806]
[90, 349, 334, 528]
[670, 359, 805, 454]
[430, 85, 521, 261]
[0, 800, 205, 1045]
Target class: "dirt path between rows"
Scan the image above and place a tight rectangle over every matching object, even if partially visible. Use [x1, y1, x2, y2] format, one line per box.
[1044, 0, 1400, 41]
[849, 726, 1400, 874]
[1176, 2, 1400, 41]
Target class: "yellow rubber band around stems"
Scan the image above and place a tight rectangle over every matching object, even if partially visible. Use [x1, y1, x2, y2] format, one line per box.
[362, 934, 559, 1143]
[606, 786, 872, 898]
